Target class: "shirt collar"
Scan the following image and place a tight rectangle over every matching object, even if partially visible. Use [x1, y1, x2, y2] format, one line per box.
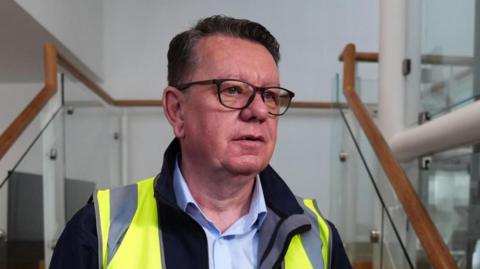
[173, 157, 267, 231]
[173, 157, 197, 212]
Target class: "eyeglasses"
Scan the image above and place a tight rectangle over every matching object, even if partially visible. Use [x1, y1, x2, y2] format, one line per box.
[176, 79, 295, 116]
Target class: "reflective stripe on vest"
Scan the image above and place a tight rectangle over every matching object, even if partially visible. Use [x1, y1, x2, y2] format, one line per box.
[284, 198, 332, 269]
[94, 177, 163, 269]
[95, 179, 331, 269]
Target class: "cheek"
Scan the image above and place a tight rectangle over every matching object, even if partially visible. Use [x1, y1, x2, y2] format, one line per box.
[185, 110, 230, 145]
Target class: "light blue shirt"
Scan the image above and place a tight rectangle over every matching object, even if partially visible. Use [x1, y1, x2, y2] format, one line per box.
[173, 159, 267, 269]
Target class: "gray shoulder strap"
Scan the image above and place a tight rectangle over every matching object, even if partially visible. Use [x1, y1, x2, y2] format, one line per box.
[295, 196, 329, 269]
[106, 184, 138, 265]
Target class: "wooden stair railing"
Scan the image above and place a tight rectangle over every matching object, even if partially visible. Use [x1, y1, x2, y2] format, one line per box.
[342, 43, 457, 269]
[0, 43, 351, 166]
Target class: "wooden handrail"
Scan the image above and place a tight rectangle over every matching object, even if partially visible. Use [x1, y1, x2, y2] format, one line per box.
[0, 44, 58, 162]
[113, 100, 163, 107]
[338, 51, 473, 67]
[342, 43, 457, 269]
[290, 101, 348, 109]
[422, 54, 473, 66]
[338, 52, 378, 63]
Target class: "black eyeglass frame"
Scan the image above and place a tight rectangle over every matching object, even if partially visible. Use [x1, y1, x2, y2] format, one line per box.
[175, 79, 295, 116]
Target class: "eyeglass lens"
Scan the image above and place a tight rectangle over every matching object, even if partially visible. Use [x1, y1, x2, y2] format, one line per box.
[218, 80, 291, 115]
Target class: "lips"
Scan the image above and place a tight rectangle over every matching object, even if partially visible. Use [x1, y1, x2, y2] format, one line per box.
[233, 134, 265, 143]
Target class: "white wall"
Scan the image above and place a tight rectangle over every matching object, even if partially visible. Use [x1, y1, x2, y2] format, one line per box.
[0, 83, 42, 134]
[103, 0, 378, 100]
[102, 0, 379, 217]
[14, 0, 104, 78]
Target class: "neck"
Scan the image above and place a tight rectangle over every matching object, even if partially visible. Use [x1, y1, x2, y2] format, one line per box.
[180, 159, 256, 233]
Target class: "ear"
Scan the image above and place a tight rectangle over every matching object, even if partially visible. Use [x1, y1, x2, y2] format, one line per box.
[163, 86, 186, 138]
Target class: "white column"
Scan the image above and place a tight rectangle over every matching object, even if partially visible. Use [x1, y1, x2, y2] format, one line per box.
[404, 0, 423, 126]
[378, 2, 410, 266]
[403, 0, 423, 262]
[379, 0, 407, 139]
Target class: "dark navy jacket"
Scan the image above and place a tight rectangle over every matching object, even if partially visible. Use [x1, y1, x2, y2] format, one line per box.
[51, 140, 351, 268]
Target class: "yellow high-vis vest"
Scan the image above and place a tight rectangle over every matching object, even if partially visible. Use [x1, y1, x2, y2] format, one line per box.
[94, 177, 331, 269]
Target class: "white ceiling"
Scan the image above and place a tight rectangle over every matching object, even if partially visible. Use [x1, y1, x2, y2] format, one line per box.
[0, 1, 56, 82]
[0, 1, 98, 84]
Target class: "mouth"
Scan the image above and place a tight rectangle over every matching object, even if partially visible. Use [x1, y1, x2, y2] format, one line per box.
[233, 134, 265, 143]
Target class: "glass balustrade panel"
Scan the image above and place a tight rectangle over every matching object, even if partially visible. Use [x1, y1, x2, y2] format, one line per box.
[411, 149, 479, 269]
[0, 90, 64, 268]
[406, 0, 479, 124]
[381, 209, 417, 269]
[62, 74, 122, 223]
[337, 70, 478, 267]
[119, 107, 171, 185]
[332, 74, 414, 268]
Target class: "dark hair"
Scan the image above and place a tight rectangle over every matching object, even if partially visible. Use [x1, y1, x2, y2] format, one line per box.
[167, 15, 280, 86]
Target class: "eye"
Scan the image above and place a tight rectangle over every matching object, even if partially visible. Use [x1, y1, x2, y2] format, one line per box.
[222, 86, 243, 96]
[263, 90, 279, 103]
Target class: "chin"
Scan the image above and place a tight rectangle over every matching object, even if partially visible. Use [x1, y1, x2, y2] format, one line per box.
[224, 157, 269, 176]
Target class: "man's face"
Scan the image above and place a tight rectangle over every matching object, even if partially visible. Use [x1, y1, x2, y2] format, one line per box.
[176, 35, 279, 177]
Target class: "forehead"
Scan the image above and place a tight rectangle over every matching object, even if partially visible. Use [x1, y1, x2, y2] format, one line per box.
[190, 35, 279, 85]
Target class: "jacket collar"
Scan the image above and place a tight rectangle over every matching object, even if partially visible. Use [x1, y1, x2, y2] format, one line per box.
[153, 139, 304, 218]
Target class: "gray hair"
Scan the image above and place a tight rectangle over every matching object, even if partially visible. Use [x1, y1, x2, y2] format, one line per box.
[167, 15, 280, 86]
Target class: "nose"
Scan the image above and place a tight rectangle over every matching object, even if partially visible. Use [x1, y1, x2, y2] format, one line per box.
[239, 92, 269, 122]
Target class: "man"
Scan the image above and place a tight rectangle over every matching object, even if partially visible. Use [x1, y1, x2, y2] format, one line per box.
[51, 15, 351, 269]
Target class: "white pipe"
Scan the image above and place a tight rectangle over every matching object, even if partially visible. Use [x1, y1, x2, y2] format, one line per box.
[379, 0, 407, 139]
[390, 100, 480, 161]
